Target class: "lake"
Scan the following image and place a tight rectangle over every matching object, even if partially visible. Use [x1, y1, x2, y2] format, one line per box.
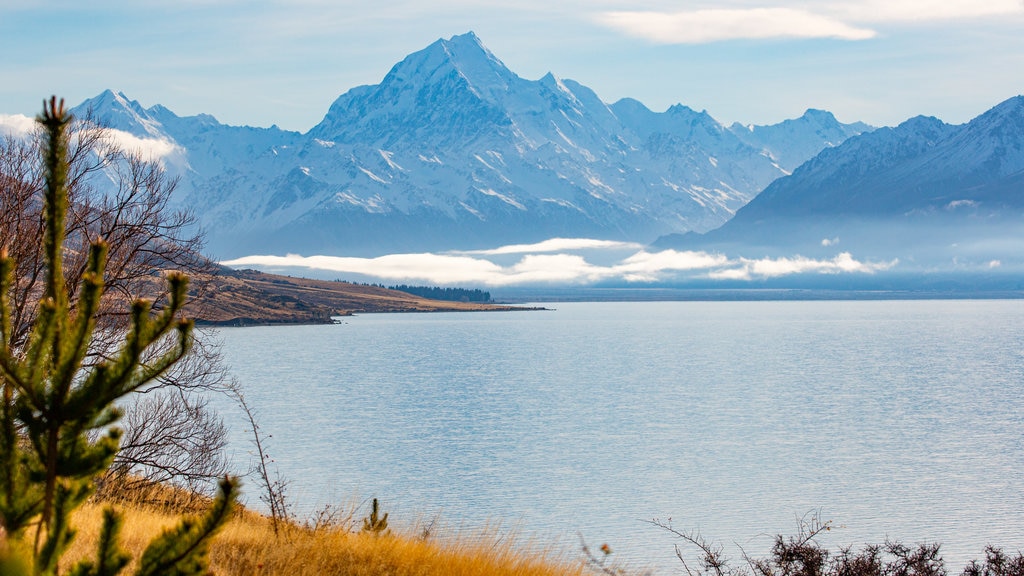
[211, 300, 1024, 573]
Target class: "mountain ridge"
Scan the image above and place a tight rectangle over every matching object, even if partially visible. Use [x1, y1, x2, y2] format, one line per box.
[653, 94, 1024, 270]
[68, 32, 873, 258]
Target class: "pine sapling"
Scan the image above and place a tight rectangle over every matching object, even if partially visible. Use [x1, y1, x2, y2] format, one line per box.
[0, 96, 238, 576]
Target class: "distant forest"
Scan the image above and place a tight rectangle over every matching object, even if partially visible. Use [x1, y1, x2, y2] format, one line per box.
[387, 284, 492, 303]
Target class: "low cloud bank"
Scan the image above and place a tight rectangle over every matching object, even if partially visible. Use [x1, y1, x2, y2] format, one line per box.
[221, 239, 897, 287]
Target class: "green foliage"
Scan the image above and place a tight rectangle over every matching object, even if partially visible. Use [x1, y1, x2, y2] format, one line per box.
[361, 498, 389, 536]
[135, 477, 236, 576]
[67, 508, 131, 576]
[0, 96, 236, 576]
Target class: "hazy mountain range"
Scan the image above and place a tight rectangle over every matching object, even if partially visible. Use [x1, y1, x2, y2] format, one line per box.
[654, 95, 1024, 273]
[69, 32, 872, 259]
[11, 30, 1013, 288]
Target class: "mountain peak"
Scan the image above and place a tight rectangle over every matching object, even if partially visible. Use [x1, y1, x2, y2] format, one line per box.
[667, 103, 706, 117]
[800, 108, 838, 124]
[386, 31, 518, 100]
[310, 32, 523, 141]
[72, 90, 164, 138]
[442, 30, 486, 52]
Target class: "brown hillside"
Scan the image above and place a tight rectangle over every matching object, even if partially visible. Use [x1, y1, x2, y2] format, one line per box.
[185, 267, 529, 326]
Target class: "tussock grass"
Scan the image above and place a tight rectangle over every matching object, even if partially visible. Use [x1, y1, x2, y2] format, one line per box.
[211, 521, 584, 576]
[64, 488, 585, 576]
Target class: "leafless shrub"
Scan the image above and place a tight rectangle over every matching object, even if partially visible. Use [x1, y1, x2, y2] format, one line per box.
[231, 384, 292, 537]
[962, 547, 1024, 576]
[103, 390, 229, 495]
[651, 513, 1023, 576]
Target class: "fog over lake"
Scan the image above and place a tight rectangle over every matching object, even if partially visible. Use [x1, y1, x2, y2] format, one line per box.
[212, 300, 1024, 574]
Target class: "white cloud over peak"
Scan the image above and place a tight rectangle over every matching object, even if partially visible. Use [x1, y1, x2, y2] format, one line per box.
[221, 239, 898, 287]
[103, 130, 183, 163]
[0, 114, 36, 137]
[0, 114, 181, 164]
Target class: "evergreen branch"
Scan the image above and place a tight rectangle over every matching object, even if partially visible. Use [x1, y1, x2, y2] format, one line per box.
[0, 255, 28, 393]
[135, 476, 237, 576]
[22, 299, 58, 407]
[0, 252, 13, 351]
[54, 428, 120, 482]
[37, 97, 70, 312]
[57, 242, 107, 401]
[80, 273, 192, 405]
[68, 507, 131, 576]
[36, 481, 81, 576]
[0, 383, 44, 536]
[121, 321, 192, 396]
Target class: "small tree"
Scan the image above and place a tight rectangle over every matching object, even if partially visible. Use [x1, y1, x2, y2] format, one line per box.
[1, 105, 230, 496]
[0, 97, 236, 575]
[361, 498, 390, 536]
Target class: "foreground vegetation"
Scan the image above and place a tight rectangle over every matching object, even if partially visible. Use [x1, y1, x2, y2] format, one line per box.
[63, 484, 583, 576]
[639, 517, 1024, 576]
[1, 98, 234, 575]
[62, 485, 1024, 576]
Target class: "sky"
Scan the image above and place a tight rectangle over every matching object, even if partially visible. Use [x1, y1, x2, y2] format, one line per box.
[3, 0, 1024, 132]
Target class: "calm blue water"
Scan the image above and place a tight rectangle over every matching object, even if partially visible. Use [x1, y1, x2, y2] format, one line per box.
[212, 300, 1024, 573]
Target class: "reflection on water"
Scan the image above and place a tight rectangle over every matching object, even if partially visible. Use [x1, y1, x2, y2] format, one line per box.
[212, 300, 1024, 574]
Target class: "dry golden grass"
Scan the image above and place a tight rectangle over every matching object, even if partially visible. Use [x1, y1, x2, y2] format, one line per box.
[63, 494, 586, 576]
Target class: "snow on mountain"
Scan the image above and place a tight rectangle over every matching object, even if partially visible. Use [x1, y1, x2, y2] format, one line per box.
[68, 33, 871, 258]
[729, 109, 873, 173]
[655, 95, 1024, 267]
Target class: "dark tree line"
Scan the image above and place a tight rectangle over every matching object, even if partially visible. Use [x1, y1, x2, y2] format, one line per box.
[387, 285, 491, 303]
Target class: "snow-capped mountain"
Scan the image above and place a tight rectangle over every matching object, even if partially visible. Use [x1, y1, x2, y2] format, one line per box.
[729, 109, 873, 173]
[654, 96, 1024, 267]
[71, 32, 871, 258]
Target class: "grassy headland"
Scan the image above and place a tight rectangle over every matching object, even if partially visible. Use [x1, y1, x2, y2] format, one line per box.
[185, 267, 534, 326]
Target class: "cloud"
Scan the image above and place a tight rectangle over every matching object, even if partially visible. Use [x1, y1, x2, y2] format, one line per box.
[459, 238, 643, 255]
[0, 115, 180, 166]
[507, 253, 608, 283]
[103, 129, 183, 163]
[224, 253, 507, 285]
[709, 252, 897, 281]
[833, 0, 1024, 22]
[611, 250, 731, 282]
[221, 239, 898, 287]
[595, 1, 1024, 44]
[0, 114, 36, 137]
[596, 8, 877, 44]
